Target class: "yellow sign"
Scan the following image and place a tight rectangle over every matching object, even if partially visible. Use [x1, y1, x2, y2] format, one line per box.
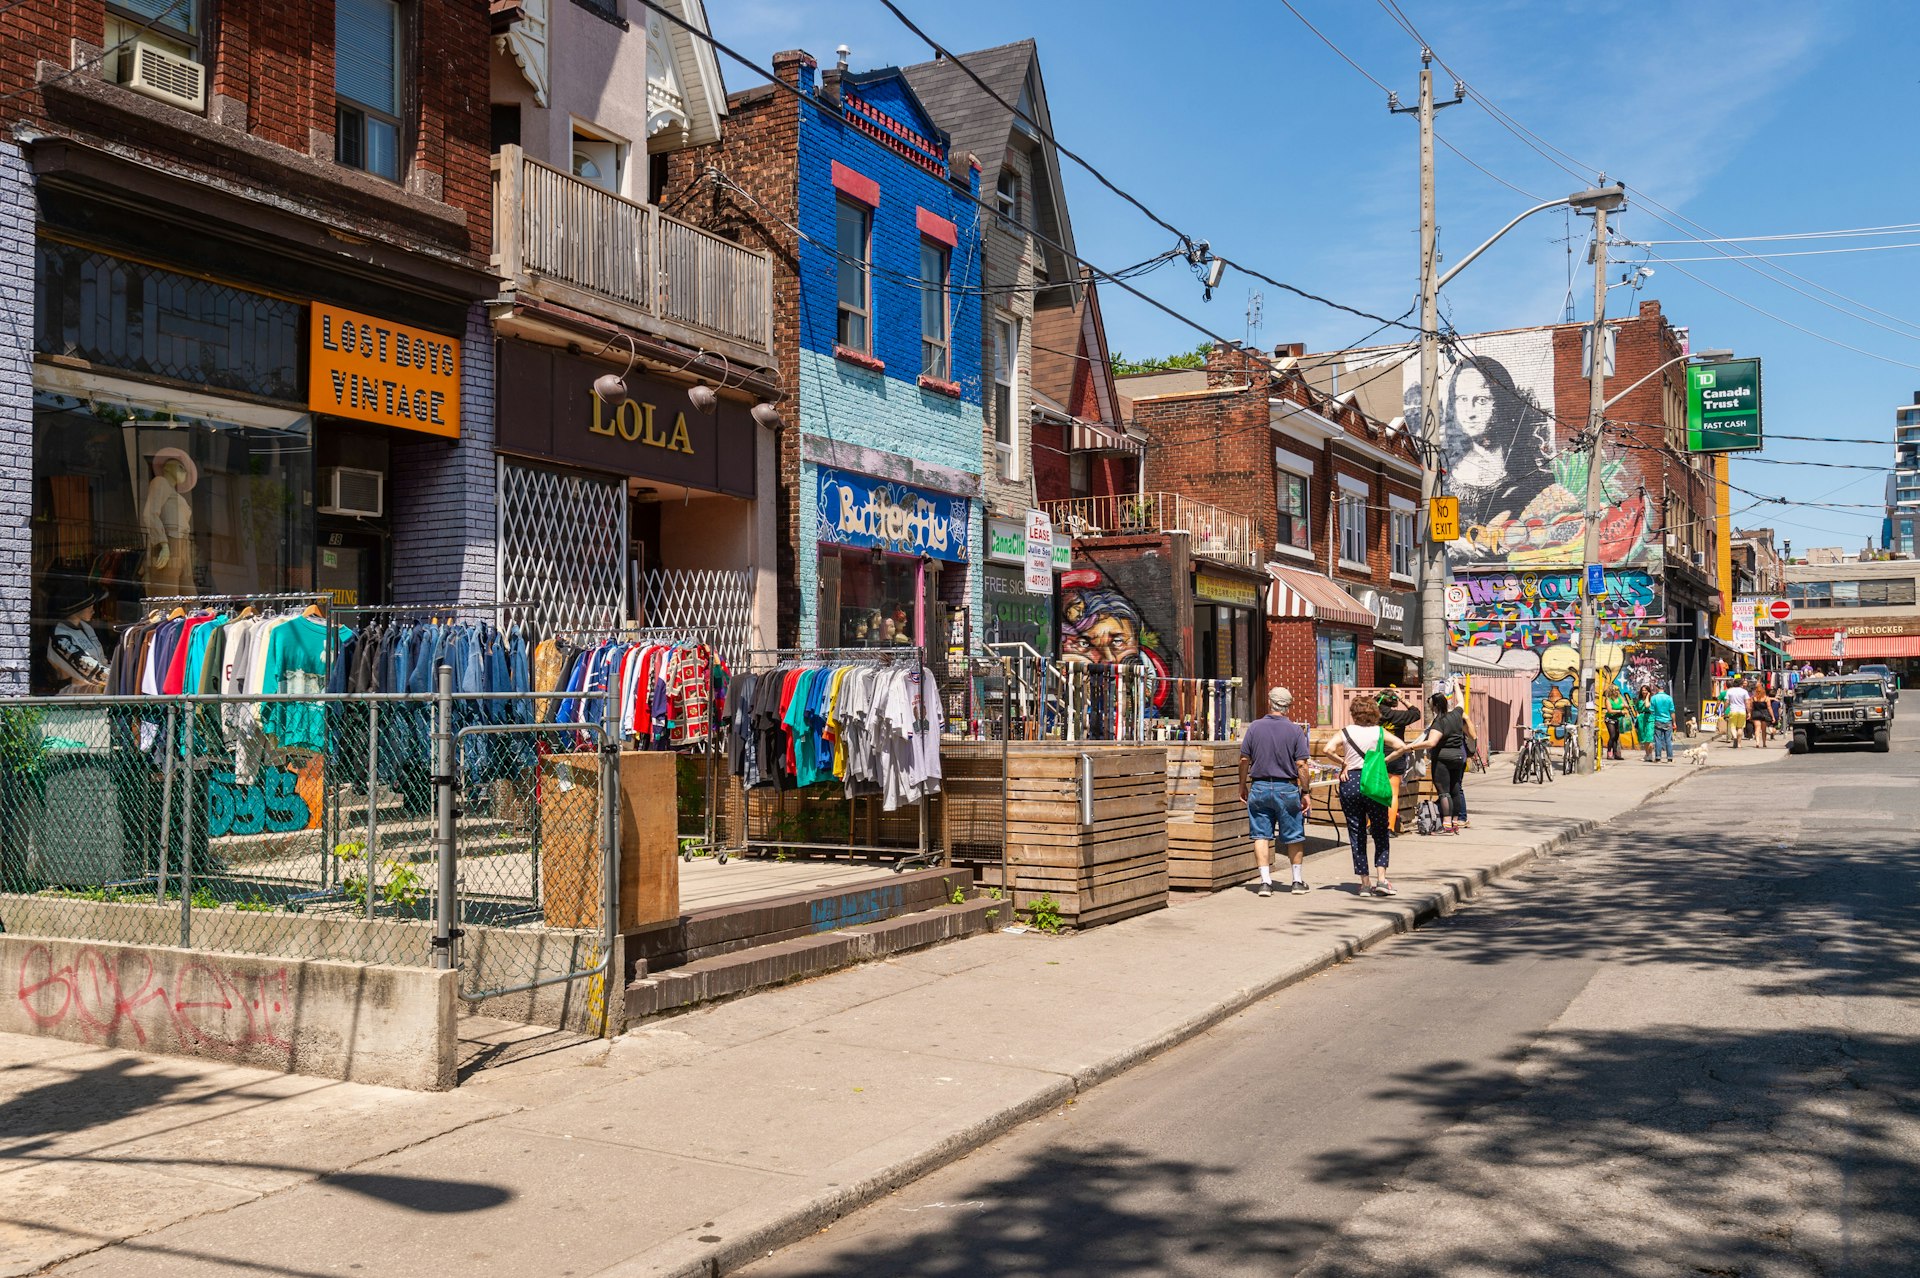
[309, 303, 460, 437]
[1429, 495, 1460, 542]
[590, 395, 695, 454]
[1194, 573, 1260, 608]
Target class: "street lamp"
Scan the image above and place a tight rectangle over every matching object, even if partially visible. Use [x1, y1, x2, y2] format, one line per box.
[1413, 182, 1628, 691]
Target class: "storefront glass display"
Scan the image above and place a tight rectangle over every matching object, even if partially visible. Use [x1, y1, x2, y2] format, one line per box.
[983, 562, 1053, 656]
[31, 374, 313, 692]
[822, 549, 922, 648]
[1193, 602, 1255, 721]
[1317, 630, 1359, 725]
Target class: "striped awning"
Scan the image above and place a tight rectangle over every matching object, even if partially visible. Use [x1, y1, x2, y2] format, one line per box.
[1265, 563, 1376, 629]
[1069, 419, 1144, 455]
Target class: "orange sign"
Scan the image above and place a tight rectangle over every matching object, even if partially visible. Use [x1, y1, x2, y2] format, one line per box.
[1429, 495, 1460, 542]
[309, 303, 461, 437]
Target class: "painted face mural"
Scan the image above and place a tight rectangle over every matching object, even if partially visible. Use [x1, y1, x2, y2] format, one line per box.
[1058, 571, 1172, 707]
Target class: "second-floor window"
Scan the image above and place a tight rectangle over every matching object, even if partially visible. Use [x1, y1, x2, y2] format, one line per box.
[109, 0, 201, 63]
[336, 0, 403, 181]
[1276, 470, 1309, 552]
[1391, 508, 1416, 579]
[920, 239, 950, 381]
[1339, 490, 1367, 567]
[992, 315, 1017, 469]
[835, 198, 871, 352]
[996, 170, 1023, 226]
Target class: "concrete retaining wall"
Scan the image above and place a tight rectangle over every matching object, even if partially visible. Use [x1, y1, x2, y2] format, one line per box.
[0, 934, 457, 1090]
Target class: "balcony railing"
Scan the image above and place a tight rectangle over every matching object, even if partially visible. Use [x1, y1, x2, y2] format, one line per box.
[492, 144, 773, 358]
[1042, 491, 1260, 569]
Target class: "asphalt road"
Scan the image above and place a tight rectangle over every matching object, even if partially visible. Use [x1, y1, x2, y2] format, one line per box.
[741, 718, 1920, 1278]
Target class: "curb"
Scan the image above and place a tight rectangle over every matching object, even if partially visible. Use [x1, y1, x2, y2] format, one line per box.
[657, 767, 1705, 1278]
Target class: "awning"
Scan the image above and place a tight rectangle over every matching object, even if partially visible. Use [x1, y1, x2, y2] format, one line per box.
[1265, 563, 1376, 629]
[1069, 419, 1145, 455]
[1787, 634, 1920, 661]
[1374, 638, 1423, 661]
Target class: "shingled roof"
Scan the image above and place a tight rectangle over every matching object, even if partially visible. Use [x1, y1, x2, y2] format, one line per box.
[902, 39, 1077, 267]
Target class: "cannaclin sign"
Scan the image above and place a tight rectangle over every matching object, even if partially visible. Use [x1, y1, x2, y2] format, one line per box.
[1686, 358, 1763, 454]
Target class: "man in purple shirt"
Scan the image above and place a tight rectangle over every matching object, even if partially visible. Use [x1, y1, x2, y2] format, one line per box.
[1239, 685, 1312, 897]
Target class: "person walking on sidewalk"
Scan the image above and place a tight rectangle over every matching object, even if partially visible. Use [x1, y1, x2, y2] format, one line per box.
[1723, 679, 1751, 749]
[1650, 684, 1676, 762]
[1402, 691, 1474, 835]
[1378, 690, 1424, 833]
[1604, 685, 1631, 761]
[1752, 683, 1778, 748]
[1239, 686, 1311, 897]
[1322, 695, 1411, 897]
[1635, 687, 1656, 762]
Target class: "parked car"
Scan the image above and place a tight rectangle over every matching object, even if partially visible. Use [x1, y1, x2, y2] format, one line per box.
[1855, 663, 1899, 706]
[1788, 676, 1893, 753]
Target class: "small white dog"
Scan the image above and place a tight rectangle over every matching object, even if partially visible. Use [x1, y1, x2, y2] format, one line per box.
[1682, 744, 1709, 766]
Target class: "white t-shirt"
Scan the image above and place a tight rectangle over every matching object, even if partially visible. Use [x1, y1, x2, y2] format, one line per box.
[1340, 725, 1386, 772]
[1724, 686, 1750, 715]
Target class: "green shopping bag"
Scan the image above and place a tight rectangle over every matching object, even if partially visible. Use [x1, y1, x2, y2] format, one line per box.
[1345, 729, 1395, 807]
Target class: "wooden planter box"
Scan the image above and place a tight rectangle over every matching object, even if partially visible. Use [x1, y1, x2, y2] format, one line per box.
[1002, 744, 1168, 929]
[1164, 742, 1254, 891]
[538, 751, 679, 931]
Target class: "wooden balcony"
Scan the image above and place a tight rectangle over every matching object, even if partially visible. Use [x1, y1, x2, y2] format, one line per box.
[1042, 492, 1260, 569]
[492, 144, 774, 366]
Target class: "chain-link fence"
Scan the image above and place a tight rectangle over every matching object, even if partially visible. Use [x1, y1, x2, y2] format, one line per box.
[0, 687, 614, 1009]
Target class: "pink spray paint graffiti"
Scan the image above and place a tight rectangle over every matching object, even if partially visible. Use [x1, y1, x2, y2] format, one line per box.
[15, 944, 294, 1059]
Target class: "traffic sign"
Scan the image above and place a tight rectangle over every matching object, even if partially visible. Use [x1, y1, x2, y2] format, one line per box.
[1768, 598, 1792, 623]
[1429, 496, 1460, 542]
[1586, 563, 1607, 596]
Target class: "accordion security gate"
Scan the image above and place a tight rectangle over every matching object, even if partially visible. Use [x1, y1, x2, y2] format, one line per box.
[498, 460, 628, 639]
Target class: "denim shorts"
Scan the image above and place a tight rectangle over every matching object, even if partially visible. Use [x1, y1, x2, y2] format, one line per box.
[1247, 779, 1305, 844]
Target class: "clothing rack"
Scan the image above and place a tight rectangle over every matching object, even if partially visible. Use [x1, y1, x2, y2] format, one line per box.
[736, 645, 939, 873]
[136, 591, 330, 611]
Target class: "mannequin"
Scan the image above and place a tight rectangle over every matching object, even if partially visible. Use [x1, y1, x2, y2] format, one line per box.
[46, 582, 109, 694]
[142, 446, 198, 596]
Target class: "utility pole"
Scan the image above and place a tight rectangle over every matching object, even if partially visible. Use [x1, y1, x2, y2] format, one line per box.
[1391, 51, 1461, 691]
[1575, 193, 1614, 775]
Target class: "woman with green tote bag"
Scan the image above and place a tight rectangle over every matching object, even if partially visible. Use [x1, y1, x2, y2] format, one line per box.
[1322, 694, 1414, 897]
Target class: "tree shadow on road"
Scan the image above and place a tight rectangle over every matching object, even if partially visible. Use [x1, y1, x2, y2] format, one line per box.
[1301, 1023, 1920, 1277]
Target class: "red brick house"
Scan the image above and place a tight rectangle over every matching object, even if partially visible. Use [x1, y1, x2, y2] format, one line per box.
[1123, 344, 1426, 722]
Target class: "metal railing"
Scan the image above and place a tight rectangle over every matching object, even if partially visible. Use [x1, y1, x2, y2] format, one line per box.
[0, 688, 612, 1004]
[493, 144, 774, 355]
[1041, 491, 1260, 569]
[964, 646, 1245, 743]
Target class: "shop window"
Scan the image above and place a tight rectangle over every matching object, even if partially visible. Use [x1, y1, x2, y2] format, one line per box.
[35, 242, 304, 402]
[1390, 508, 1416, 579]
[1275, 470, 1309, 552]
[835, 198, 872, 352]
[1338, 491, 1367, 567]
[821, 548, 920, 648]
[31, 382, 313, 694]
[920, 239, 951, 381]
[335, 0, 404, 181]
[992, 315, 1017, 478]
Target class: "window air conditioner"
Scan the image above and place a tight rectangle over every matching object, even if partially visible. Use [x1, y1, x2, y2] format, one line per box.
[126, 41, 206, 112]
[1692, 550, 1706, 568]
[318, 467, 385, 518]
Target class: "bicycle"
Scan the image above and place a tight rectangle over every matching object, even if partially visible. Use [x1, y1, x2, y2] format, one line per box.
[1512, 728, 1554, 785]
[1561, 734, 1587, 775]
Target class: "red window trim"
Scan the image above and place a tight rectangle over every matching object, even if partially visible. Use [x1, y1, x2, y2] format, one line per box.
[915, 206, 957, 248]
[831, 161, 880, 208]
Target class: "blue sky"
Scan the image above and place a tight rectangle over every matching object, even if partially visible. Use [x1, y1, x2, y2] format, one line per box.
[706, 0, 1920, 556]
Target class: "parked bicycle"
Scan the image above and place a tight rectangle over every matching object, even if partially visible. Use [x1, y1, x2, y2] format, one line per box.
[1512, 728, 1555, 785]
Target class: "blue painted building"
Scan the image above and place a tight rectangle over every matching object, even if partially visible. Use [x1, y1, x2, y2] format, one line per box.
[787, 59, 987, 655]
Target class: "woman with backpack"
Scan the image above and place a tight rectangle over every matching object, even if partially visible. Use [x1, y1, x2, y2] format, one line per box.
[1322, 694, 1414, 896]
[1402, 691, 1476, 836]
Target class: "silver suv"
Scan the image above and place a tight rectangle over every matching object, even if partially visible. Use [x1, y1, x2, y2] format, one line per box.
[1789, 676, 1893, 754]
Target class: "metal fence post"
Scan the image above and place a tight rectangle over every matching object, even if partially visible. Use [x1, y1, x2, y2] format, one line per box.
[1079, 750, 1094, 827]
[365, 701, 380, 921]
[433, 663, 458, 970]
[178, 710, 195, 948]
[600, 688, 620, 957]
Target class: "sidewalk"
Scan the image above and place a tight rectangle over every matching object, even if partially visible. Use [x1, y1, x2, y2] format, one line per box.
[3, 747, 1779, 1278]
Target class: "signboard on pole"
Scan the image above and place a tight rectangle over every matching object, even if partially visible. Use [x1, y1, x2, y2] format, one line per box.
[1730, 601, 1757, 656]
[1023, 510, 1053, 595]
[1429, 496, 1460, 542]
[1831, 629, 1847, 659]
[1586, 563, 1607, 597]
[1686, 357, 1763, 453]
[1768, 599, 1792, 623]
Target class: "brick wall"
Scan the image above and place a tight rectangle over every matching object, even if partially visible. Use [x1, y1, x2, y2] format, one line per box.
[389, 304, 496, 605]
[1, 0, 492, 260]
[0, 143, 33, 692]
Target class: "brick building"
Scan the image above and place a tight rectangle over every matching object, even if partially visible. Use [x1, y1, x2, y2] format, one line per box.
[3, 0, 496, 692]
[1121, 344, 1425, 723]
[660, 50, 986, 664]
[1307, 298, 1725, 723]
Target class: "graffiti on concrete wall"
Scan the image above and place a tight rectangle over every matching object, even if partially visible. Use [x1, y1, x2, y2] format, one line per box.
[1059, 570, 1172, 677]
[16, 943, 293, 1059]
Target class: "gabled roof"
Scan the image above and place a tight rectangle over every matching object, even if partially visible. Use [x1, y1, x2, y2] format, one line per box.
[652, 0, 726, 148]
[903, 40, 1078, 265]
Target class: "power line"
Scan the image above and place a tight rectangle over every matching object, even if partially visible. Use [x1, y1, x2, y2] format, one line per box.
[876, 0, 1423, 336]
[1634, 223, 1920, 245]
